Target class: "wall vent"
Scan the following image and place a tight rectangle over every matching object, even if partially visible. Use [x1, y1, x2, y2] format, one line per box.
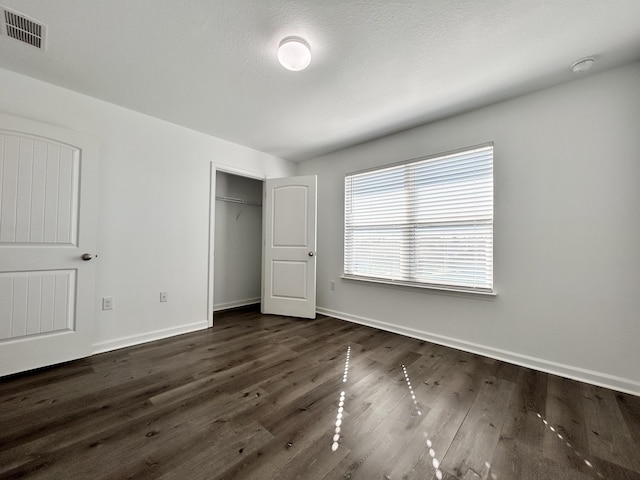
[1, 6, 46, 49]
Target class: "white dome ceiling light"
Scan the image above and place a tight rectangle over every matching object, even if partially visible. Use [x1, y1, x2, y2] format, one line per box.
[278, 36, 311, 71]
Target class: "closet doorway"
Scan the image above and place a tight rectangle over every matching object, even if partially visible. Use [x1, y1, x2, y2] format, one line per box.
[210, 170, 263, 320]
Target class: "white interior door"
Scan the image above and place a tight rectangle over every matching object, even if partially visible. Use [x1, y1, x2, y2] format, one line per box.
[262, 175, 317, 319]
[0, 113, 98, 377]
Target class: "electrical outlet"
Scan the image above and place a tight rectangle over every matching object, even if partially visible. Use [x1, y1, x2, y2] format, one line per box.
[160, 291, 168, 303]
[330, 280, 336, 291]
[102, 297, 114, 310]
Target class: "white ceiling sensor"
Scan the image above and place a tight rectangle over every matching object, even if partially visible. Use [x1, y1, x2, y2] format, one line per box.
[0, 6, 46, 49]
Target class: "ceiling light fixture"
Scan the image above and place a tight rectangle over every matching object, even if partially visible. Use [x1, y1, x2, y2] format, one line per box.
[571, 58, 595, 73]
[278, 36, 311, 71]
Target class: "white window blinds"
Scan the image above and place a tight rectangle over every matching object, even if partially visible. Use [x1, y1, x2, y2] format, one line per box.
[344, 144, 493, 293]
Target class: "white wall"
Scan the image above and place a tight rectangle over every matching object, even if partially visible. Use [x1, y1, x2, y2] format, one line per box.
[298, 61, 640, 395]
[0, 67, 295, 353]
[213, 172, 263, 311]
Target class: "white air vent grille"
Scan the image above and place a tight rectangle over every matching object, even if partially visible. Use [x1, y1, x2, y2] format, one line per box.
[1, 7, 45, 49]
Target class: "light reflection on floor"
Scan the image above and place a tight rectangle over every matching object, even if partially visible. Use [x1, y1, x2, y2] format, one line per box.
[535, 412, 604, 478]
[343, 346, 351, 383]
[329, 354, 505, 479]
[403, 363, 444, 479]
[401, 364, 422, 416]
[331, 346, 351, 452]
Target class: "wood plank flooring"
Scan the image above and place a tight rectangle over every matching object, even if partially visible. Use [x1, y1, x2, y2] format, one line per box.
[1, 307, 639, 479]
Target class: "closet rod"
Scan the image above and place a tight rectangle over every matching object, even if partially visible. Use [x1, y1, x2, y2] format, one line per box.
[215, 195, 262, 207]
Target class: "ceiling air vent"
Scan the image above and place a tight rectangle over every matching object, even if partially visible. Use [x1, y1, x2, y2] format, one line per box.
[1, 6, 46, 49]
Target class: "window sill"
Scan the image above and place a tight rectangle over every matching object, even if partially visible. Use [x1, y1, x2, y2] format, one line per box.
[339, 275, 497, 298]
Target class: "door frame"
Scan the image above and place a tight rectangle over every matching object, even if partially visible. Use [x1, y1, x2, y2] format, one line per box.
[207, 163, 265, 327]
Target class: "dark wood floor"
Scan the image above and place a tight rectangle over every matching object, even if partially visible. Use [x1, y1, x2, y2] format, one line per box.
[1, 308, 639, 480]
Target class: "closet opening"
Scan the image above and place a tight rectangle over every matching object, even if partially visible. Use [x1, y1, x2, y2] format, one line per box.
[209, 168, 264, 325]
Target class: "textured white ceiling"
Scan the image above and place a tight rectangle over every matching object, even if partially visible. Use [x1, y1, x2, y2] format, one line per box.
[1, 1, 639, 161]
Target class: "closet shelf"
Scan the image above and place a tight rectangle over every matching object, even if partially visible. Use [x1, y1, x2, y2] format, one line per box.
[215, 195, 262, 207]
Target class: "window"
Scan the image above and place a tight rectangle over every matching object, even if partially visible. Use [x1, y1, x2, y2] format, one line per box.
[344, 144, 493, 293]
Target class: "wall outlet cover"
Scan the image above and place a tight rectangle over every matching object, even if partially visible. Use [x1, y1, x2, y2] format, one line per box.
[102, 297, 114, 310]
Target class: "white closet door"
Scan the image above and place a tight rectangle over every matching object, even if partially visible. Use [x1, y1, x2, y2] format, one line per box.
[262, 175, 317, 319]
[0, 113, 98, 377]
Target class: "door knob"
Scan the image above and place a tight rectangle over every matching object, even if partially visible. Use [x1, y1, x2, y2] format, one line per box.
[81, 253, 93, 261]
[308, 252, 315, 257]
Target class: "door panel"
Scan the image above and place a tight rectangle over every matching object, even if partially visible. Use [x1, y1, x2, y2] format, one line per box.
[0, 270, 75, 340]
[1, 136, 79, 245]
[271, 260, 307, 299]
[273, 186, 308, 246]
[0, 114, 97, 377]
[262, 175, 317, 319]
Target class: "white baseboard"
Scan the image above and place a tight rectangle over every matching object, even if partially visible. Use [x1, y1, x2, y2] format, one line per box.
[213, 297, 260, 312]
[317, 307, 640, 397]
[92, 321, 209, 355]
